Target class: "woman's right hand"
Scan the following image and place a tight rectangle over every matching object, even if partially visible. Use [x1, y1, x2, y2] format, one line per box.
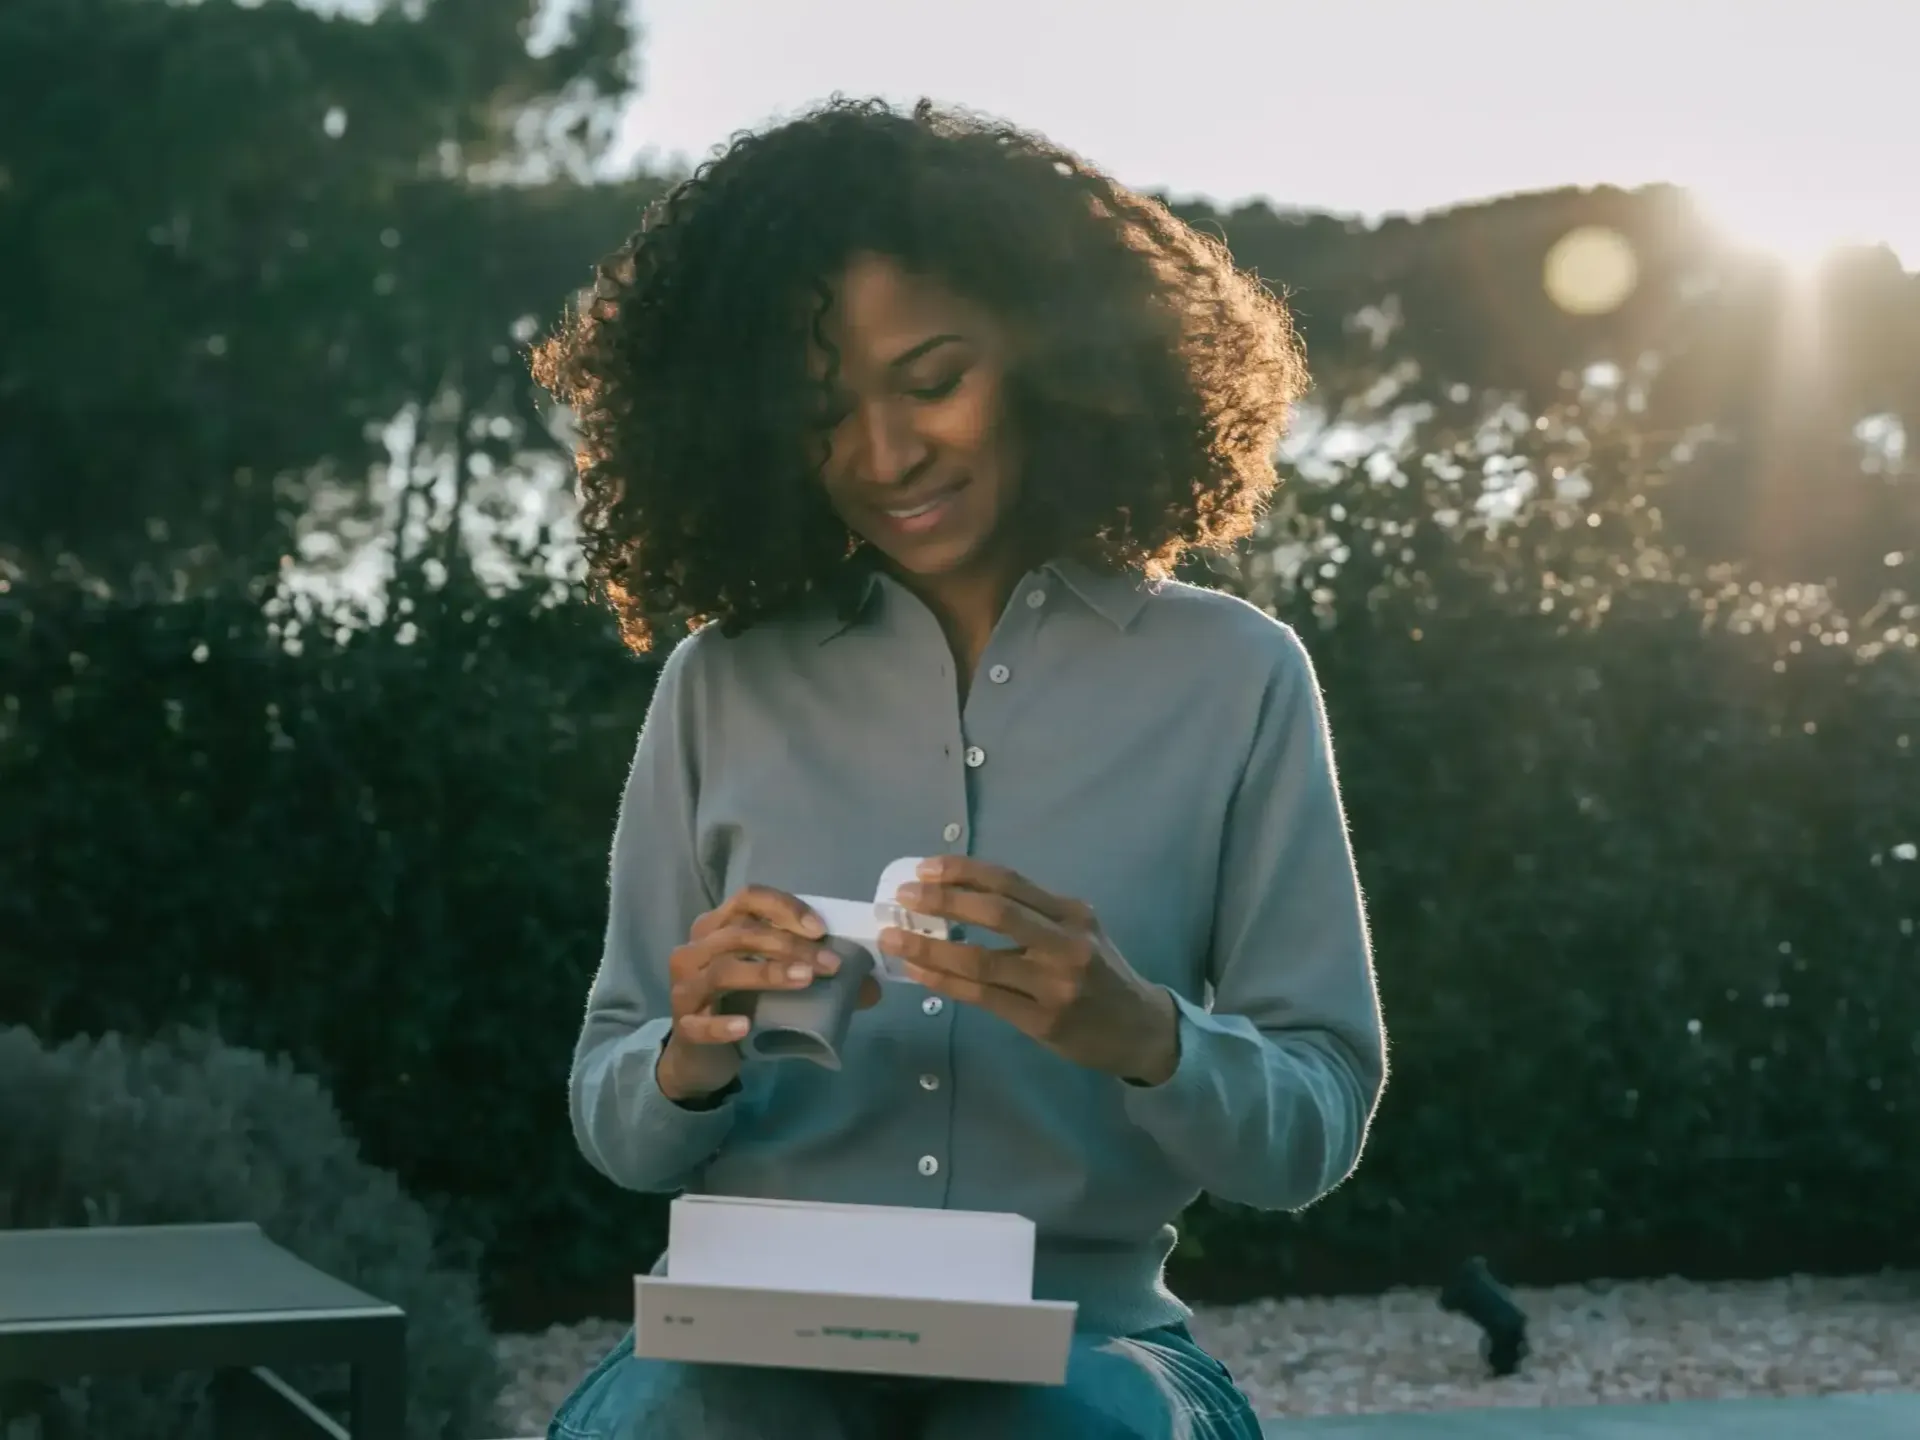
[655, 885, 881, 1103]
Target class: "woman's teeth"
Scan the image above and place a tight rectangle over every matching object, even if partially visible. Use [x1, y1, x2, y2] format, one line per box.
[887, 498, 944, 519]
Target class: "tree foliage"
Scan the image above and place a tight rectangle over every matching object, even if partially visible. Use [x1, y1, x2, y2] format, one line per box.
[0, 0, 640, 586]
[1185, 186, 1920, 609]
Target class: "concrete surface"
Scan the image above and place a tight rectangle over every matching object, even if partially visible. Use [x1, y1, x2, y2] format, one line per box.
[484, 1388, 1920, 1439]
[1266, 1391, 1920, 1437]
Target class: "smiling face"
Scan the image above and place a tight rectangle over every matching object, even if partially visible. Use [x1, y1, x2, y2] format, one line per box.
[811, 252, 1023, 584]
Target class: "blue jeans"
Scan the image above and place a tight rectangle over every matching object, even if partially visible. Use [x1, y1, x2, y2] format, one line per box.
[548, 1322, 1264, 1439]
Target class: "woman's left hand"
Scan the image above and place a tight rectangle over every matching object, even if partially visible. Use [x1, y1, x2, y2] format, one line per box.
[879, 856, 1180, 1085]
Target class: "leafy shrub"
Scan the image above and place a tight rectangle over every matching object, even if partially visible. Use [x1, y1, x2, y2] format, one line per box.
[1174, 593, 1920, 1297]
[1170, 406, 1920, 1297]
[0, 582, 669, 1317]
[0, 1024, 502, 1440]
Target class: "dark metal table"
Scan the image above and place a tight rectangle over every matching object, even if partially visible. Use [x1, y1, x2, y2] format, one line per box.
[0, 1221, 406, 1439]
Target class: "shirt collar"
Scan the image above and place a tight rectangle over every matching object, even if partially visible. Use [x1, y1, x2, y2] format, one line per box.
[1042, 555, 1152, 631]
[815, 563, 883, 644]
[816, 553, 1150, 645]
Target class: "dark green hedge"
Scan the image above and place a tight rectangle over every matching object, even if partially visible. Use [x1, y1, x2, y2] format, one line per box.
[4, 550, 1916, 1323]
[0, 585, 667, 1314]
[1181, 590, 1920, 1298]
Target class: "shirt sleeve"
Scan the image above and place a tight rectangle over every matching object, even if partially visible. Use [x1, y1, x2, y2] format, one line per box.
[1121, 620, 1387, 1211]
[568, 634, 738, 1193]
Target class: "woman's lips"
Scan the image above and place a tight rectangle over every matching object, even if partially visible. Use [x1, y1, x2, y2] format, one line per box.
[876, 479, 967, 536]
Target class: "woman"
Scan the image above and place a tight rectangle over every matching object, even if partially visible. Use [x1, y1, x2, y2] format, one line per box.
[532, 97, 1386, 1440]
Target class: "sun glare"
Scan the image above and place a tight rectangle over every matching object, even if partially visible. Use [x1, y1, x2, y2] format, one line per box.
[1692, 184, 1870, 273]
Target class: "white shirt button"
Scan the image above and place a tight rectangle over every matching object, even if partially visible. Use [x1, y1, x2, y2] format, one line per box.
[964, 745, 986, 768]
[917, 1155, 940, 1177]
[919, 1073, 940, 1091]
[942, 821, 963, 843]
[921, 995, 944, 1016]
[1025, 588, 1046, 609]
[988, 663, 1010, 684]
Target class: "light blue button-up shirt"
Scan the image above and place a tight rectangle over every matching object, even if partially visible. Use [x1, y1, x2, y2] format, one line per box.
[570, 557, 1387, 1334]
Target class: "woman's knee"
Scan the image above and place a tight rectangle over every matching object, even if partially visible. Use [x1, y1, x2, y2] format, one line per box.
[548, 1337, 866, 1440]
[919, 1328, 1262, 1440]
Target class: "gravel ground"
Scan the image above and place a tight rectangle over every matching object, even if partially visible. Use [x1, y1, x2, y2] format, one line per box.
[489, 1271, 1919, 1435]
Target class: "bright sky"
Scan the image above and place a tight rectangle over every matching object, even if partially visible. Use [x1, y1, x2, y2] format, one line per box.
[614, 0, 1918, 268]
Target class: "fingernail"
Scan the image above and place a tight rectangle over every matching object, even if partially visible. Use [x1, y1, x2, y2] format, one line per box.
[786, 963, 812, 983]
[903, 963, 931, 984]
[878, 926, 904, 952]
[800, 914, 827, 939]
[726, 1017, 750, 1037]
[896, 883, 923, 906]
[815, 948, 840, 973]
[916, 858, 942, 879]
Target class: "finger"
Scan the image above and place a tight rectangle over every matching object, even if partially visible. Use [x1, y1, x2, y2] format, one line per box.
[878, 928, 1043, 1002]
[704, 923, 837, 973]
[910, 856, 1082, 926]
[675, 950, 817, 1021]
[690, 886, 824, 943]
[706, 953, 824, 995]
[675, 1012, 753, 1046]
[856, 974, 883, 1009]
[895, 881, 1058, 949]
[722, 885, 828, 939]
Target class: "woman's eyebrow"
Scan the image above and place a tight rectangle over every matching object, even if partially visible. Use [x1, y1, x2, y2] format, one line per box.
[885, 333, 966, 370]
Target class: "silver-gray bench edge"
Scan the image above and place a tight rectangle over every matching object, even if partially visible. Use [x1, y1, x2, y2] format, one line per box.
[0, 1221, 406, 1440]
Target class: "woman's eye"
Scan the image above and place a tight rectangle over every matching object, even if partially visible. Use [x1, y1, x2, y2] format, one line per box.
[907, 371, 964, 402]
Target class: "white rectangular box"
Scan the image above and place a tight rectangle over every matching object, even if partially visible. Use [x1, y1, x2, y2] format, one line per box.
[665, 1194, 1034, 1302]
[635, 1196, 1078, 1384]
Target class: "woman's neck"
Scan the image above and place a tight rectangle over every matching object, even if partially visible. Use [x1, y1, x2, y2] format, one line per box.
[895, 545, 1031, 693]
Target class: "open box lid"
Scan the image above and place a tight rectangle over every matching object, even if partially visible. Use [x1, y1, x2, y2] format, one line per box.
[664, 1195, 1038, 1305]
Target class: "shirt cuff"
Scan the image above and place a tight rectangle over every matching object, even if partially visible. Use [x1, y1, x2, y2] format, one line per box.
[1118, 989, 1229, 1127]
[623, 1017, 739, 1153]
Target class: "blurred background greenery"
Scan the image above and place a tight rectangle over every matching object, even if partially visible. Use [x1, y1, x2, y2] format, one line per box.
[2, 0, 1915, 1340]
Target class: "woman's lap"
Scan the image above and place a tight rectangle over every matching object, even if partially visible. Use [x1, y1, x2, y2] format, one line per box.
[547, 1324, 1263, 1440]
[919, 1325, 1265, 1440]
[545, 1332, 884, 1440]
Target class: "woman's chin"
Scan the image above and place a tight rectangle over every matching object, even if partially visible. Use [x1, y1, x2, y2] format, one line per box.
[868, 531, 996, 580]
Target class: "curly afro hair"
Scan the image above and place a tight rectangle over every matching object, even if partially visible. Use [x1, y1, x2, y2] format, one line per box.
[532, 97, 1307, 654]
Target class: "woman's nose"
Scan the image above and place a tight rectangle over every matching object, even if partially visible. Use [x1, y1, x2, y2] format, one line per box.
[857, 399, 929, 487]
